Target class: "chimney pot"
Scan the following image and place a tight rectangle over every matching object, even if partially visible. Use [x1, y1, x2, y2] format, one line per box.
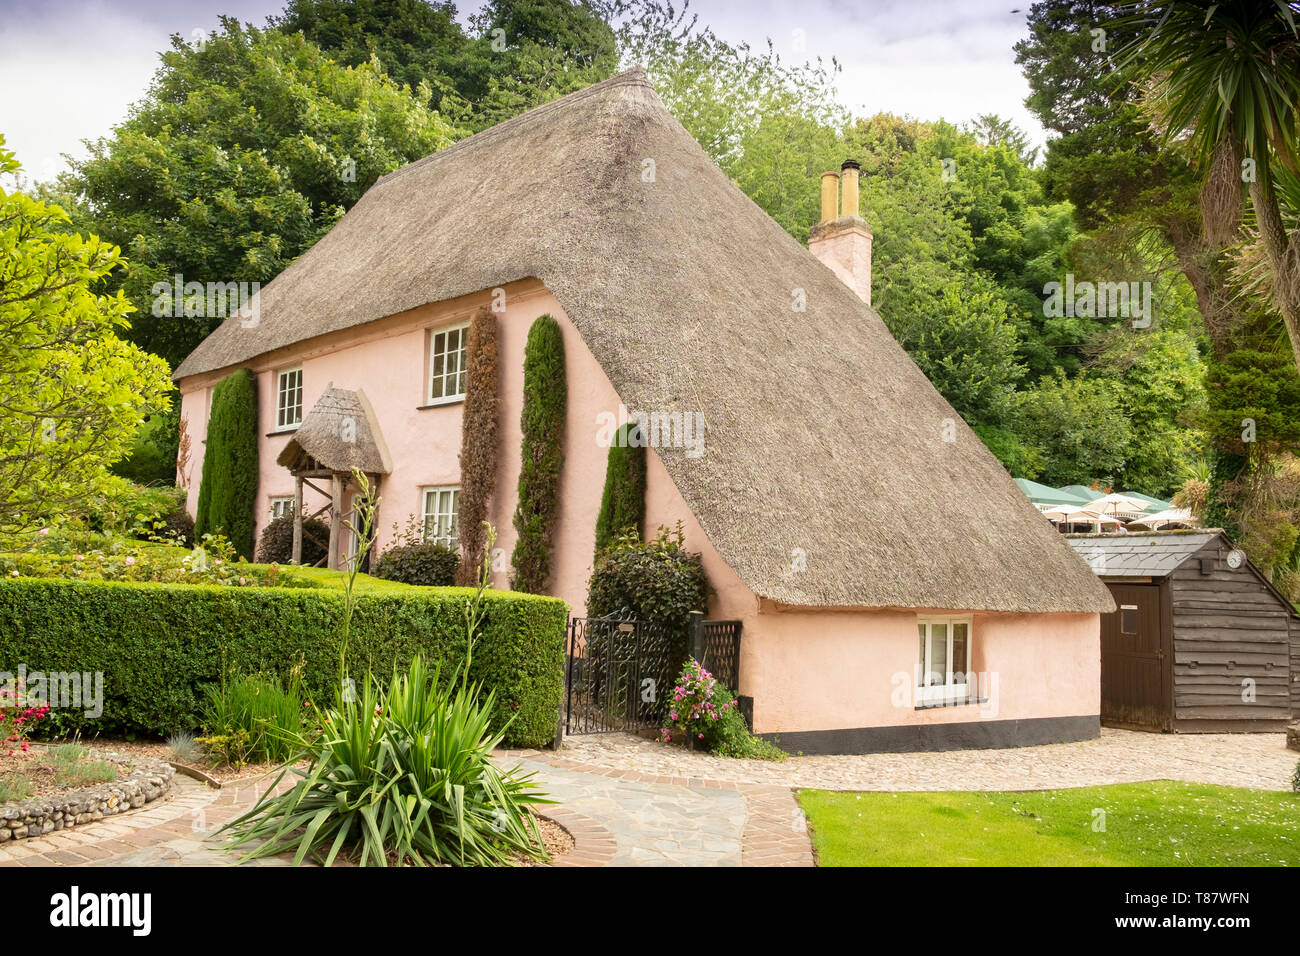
[819, 171, 839, 224]
[839, 159, 860, 219]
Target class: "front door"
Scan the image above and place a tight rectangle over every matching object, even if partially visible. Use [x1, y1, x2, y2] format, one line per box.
[1099, 583, 1169, 730]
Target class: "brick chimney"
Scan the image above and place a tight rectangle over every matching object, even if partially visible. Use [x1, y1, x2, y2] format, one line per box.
[809, 159, 873, 305]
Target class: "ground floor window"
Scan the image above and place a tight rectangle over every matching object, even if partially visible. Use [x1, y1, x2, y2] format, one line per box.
[269, 496, 294, 520]
[421, 486, 460, 548]
[917, 616, 973, 703]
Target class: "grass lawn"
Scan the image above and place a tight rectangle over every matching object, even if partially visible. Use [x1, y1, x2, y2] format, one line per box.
[798, 782, 1300, 866]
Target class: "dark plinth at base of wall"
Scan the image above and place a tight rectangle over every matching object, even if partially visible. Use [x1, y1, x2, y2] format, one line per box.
[761, 714, 1100, 755]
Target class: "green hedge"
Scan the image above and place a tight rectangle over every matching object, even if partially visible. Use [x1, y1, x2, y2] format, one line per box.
[195, 368, 259, 559]
[0, 578, 568, 747]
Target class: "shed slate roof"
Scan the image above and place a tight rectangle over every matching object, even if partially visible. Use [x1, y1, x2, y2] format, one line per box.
[1065, 532, 1218, 577]
[174, 68, 1113, 614]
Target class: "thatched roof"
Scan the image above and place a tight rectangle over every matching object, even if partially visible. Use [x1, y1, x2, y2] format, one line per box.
[276, 386, 392, 476]
[178, 69, 1112, 614]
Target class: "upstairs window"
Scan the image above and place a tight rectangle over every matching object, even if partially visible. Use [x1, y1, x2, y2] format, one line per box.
[421, 486, 460, 548]
[427, 324, 468, 404]
[276, 367, 303, 431]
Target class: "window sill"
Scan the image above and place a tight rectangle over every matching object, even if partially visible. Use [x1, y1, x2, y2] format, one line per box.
[914, 695, 987, 711]
[266, 426, 300, 437]
[417, 397, 465, 410]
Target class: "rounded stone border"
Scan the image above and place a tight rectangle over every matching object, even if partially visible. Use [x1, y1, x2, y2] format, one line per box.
[0, 750, 174, 843]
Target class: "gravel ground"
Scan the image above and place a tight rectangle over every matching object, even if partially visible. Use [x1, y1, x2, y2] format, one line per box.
[555, 727, 1299, 792]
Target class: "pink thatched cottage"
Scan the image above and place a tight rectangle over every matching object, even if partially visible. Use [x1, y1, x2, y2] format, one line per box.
[173, 68, 1113, 753]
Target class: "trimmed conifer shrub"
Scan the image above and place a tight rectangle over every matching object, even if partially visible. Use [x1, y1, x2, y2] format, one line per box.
[594, 422, 647, 557]
[194, 368, 259, 559]
[256, 513, 330, 567]
[456, 308, 500, 585]
[510, 315, 566, 593]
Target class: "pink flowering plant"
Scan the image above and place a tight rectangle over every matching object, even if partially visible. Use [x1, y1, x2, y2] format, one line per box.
[659, 658, 738, 750]
[0, 681, 50, 755]
[658, 658, 785, 760]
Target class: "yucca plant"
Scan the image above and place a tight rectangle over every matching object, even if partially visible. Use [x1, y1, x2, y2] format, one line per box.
[221, 521, 552, 867]
[219, 656, 550, 866]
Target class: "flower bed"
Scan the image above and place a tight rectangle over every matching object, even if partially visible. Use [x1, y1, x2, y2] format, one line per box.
[0, 750, 174, 844]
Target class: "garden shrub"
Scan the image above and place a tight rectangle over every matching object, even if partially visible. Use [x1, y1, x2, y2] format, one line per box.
[456, 307, 500, 585]
[510, 314, 566, 592]
[587, 524, 709, 659]
[594, 423, 646, 557]
[0, 576, 567, 746]
[372, 541, 459, 586]
[199, 671, 313, 766]
[256, 513, 330, 567]
[660, 658, 784, 761]
[0, 532, 293, 588]
[222, 655, 549, 866]
[195, 368, 259, 559]
[159, 507, 195, 548]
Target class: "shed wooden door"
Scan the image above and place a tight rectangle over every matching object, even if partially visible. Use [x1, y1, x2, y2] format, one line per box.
[1100, 583, 1170, 730]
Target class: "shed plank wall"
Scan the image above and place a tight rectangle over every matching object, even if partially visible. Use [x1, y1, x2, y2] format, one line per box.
[1168, 544, 1291, 724]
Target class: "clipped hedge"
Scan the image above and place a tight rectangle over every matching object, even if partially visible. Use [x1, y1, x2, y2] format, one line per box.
[0, 578, 568, 747]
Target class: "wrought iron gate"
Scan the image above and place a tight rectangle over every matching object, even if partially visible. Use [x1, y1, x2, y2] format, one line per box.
[563, 612, 742, 736]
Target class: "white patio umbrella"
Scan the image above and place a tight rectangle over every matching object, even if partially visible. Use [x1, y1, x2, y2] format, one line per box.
[1040, 506, 1124, 530]
[1126, 507, 1196, 530]
[1083, 493, 1150, 519]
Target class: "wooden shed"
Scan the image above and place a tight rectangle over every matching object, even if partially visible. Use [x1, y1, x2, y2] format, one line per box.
[1066, 530, 1298, 732]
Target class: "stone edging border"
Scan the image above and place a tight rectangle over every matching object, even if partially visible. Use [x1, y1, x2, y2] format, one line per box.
[0, 750, 175, 844]
[539, 806, 617, 867]
[499, 748, 816, 867]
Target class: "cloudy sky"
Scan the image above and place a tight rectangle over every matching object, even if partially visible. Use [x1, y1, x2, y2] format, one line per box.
[0, 0, 1045, 182]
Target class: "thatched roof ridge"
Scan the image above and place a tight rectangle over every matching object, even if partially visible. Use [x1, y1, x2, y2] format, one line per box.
[177, 68, 1113, 614]
[276, 386, 392, 476]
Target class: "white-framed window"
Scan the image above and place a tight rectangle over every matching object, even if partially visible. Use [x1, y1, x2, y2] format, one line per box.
[269, 496, 295, 520]
[426, 324, 468, 405]
[276, 367, 303, 431]
[421, 486, 460, 548]
[916, 615, 973, 703]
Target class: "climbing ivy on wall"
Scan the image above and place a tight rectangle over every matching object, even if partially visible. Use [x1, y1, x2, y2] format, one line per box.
[455, 307, 500, 585]
[194, 367, 259, 559]
[594, 422, 646, 557]
[510, 314, 567, 592]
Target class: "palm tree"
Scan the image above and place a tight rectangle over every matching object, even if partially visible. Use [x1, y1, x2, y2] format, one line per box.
[1119, 1, 1300, 366]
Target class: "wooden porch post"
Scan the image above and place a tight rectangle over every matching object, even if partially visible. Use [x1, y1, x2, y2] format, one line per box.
[292, 474, 303, 565]
[327, 472, 342, 571]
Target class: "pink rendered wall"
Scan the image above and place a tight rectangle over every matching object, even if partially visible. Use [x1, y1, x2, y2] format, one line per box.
[177, 280, 625, 599]
[177, 278, 1100, 737]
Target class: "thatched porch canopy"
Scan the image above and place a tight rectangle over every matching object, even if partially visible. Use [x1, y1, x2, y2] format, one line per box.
[276, 386, 391, 569]
[276, 385, 393, 477]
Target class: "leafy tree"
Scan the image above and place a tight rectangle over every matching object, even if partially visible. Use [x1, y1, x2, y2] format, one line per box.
[887, 277, 1026, 426]
[594, 423, 646, 556]
[0, 139, 171, 534]
[1118, 1, 1300, 369]
[195, 368, 259, 559]
[65, 19, 457, 369]
[272, 0, 469, 109]
[510, 314, 566, 592]
[1013, 370, 1132, 488]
